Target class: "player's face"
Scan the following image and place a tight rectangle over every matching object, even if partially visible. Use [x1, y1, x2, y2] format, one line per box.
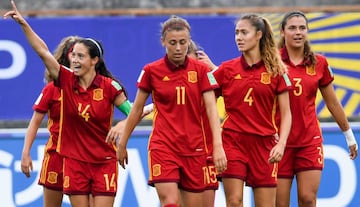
[235, 19, 262, 53]
[281, 16, 308, 49]
[71, 43, 98, 77]
[161, 30, 190, 66]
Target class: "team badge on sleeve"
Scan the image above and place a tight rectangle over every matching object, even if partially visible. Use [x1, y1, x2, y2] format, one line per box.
[282, 73, 292, 87]
[111, 80, 123, 91]
[207, 72, 218, 85]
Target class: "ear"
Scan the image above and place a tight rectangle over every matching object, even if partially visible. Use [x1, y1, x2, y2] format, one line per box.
[256, 30, 262, 41]
[160, 37, 165, 47]
[280, 29, 285, 38]
[91, 56, 99, 66]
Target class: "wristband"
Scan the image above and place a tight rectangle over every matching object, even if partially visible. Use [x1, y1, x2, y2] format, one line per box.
[343, 128, 358, 150]
[116, 100, 132, 116]
[143, 103, 154, 113]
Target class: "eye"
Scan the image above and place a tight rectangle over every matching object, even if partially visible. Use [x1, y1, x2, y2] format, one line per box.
[169, 40, 176, 45]
[180, 40, 187, 45]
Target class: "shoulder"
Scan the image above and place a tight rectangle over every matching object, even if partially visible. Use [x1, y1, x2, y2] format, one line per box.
[314, 53, 328, 64]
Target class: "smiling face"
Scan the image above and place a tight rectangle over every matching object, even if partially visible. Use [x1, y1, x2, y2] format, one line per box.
[281, 15, 308, 50]
[161, 29, 190, 66]
[235, 19, 262, 53]
[70, 43, 98, 77]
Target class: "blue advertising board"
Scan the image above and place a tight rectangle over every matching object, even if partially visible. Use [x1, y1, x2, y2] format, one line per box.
[0, 123, 359, 207]
[1, 14, 360, 120]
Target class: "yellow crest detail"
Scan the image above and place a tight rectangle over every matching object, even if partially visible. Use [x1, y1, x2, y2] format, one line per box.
[47, 171, 58, 184]
[64, 176, 70, 188]
[306, 65, 316, 75]
[234, 74, 242, 79]
[152, 164, 161, 177]
[162, 76, 170, 81]
[93, 88, 103, 101]
[261, 72, 271, 84]
[188, 71, 198, 83]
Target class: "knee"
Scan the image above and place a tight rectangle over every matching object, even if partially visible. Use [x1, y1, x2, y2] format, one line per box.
[298, 193, 316, 207]
[226, 195, 243, 207]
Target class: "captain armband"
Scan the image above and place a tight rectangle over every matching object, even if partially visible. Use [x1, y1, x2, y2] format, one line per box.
[116, 100, 132, 116]
[343, 128, 358, 150]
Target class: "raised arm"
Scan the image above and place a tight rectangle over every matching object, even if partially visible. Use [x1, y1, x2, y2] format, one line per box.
[3, 0, 60, 79]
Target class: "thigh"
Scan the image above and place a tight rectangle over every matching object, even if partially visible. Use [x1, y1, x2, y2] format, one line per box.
[253, 187, 276, 207]
[296, 170, 321, 197]
[222, 178, 245, 204]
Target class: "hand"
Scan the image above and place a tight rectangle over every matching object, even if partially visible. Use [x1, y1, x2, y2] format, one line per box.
[349, 144, 358, 160]
[21, 153, 33, 178]
[196, 50, 217, 71]
[106, 120, 126, 144]
[212, 144, 227, 174]
[3, 1, 25, 25]
[268, 142, 285, 163]
[117, 144, 128, 169]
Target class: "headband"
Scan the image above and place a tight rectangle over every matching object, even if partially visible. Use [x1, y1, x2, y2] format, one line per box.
[85, 38, 103, 58]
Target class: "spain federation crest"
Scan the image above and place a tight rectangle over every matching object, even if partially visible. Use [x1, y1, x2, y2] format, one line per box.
[188, 71, 198, 83]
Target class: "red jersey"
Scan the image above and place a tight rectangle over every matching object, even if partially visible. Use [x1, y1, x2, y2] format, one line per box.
[280, 47, 334, 147]
[137, 55, 218, 156]
[213, 56, 292, 136]
[56, 65, 124, 163]
[33, 82, 61, 152]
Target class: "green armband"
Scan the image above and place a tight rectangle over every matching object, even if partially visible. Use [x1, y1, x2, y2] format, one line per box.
[117, 100, 132, 116]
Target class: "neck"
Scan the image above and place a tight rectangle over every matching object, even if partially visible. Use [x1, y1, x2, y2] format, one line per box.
[243, 49, 261, 66]
[79, 70, 96, 90]
[286, 46, 304, 65]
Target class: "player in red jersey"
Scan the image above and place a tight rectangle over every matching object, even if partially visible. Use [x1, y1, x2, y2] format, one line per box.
[188, 40, 219, 206]
[275, 10, 358, 207]
[5, 2, 130, 207]
[212, 14, 292, 207]
[117, 16, 227, 207]
[21, 36, 79, 207]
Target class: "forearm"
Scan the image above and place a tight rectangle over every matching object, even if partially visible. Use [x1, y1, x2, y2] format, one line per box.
[23, 112, 44, 154]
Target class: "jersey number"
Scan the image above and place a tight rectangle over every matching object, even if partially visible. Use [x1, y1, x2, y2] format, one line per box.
[176, 86, 186, 105]
[202, 165, 217, 185]
[78, 103, 90, 122]
[293, 78, 302, 96]
[104, 173, 116, 191]
[244, 88, 254, 106]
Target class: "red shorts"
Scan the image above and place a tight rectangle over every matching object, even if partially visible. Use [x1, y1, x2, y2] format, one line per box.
[38, 151, 63, 191]
[148, 149, 208, 192]
[63, 157, 118, 196]
[204, 156, 219, 190]
[218, 129, 278, 188]
[278, 143, 324, 178]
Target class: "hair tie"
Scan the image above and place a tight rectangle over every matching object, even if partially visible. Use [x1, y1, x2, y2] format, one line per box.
[85, 38, 103, 58]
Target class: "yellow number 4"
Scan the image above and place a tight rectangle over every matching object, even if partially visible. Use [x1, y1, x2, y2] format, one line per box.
[244, 88, 254, 106]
